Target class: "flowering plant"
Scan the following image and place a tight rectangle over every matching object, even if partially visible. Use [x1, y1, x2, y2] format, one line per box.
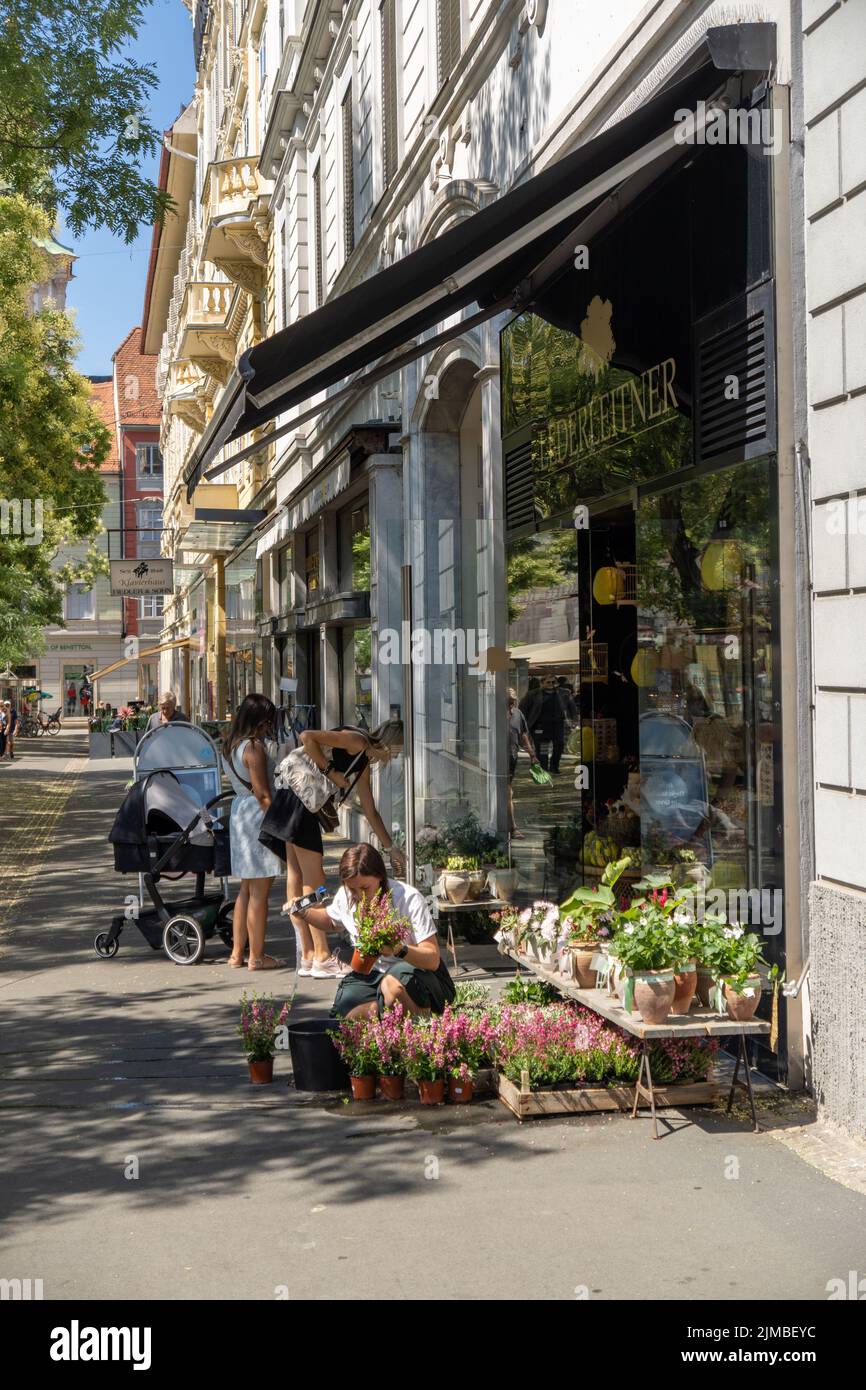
[237, 993, 291, 1062]
[716, 925, 767, 993]
[400, 1014, 448, 1082]
[611, 874, 696, 972]
[353, 891, 411, 959]
[559, 857, 632, 945]
[440, 1006, 496, 1080]
[503, 900, 559, 955]
[329, 1016, 379, 1077]
[443, 854, 481, 871]
[367, 1004, 407, 1076]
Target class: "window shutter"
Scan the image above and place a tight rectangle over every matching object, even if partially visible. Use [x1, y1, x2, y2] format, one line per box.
[342, 84, 355, 257]
[280, 221, 288, 327]
[694, 282, 776, 466]
[504, 434, 536, 531]
[380, 0, 398, 188]
[436, 0, 461, 89]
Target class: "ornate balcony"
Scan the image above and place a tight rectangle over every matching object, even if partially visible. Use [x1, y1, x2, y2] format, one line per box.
[178, 280, 238, 386]
[166, 361, 209, 433]
[201, 156, 270, 293]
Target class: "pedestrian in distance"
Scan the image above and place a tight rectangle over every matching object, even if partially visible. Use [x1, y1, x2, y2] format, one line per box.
[65, 680, 77, 716]
[146, 691, 188, 731]
[4, 701, 17, 760]
[222, 693, 286, 971]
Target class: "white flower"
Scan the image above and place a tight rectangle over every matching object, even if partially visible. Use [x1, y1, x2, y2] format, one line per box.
[731, 925, 744, 939]
[639, 915, 649, 926]
[723, 927, 734, 939]
[742, 987, 756, 999]
[673, 911, 691, 926]
[624, 925, 635, 936]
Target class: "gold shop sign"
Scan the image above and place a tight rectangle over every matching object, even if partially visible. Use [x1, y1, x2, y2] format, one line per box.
[542, 357, 679, 467]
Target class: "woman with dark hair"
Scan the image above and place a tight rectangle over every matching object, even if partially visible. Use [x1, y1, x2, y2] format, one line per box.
[222, 693, 285, 971]
[292, 843, 454, 1018]
[261, 720, 405, 980]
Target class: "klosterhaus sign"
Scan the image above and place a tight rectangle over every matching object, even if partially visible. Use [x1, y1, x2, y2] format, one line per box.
[541, 357, 679, 468]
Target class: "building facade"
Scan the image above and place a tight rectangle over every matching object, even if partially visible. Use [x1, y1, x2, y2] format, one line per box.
[149, 0, 866, 1134]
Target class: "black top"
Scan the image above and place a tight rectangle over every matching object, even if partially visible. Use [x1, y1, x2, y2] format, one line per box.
[329, 726, 369, 781]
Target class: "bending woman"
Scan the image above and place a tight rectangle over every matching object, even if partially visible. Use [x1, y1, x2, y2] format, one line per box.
[293, 843, 455, 1019]
[260, 722, 405, 980]
[222, 693, 286, 971]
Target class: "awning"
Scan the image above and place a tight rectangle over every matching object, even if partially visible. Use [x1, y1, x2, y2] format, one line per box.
[178, 508, 267, 558]
[89, 637, 196, 684]
[183, 23, 776, 498]
[255, 509, 290, 558]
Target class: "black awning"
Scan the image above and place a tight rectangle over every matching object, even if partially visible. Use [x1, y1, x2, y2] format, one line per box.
[184, 23, 776, 498]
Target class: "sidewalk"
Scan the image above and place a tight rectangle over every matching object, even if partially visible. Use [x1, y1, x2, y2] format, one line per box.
[1, 732, 866, 1299]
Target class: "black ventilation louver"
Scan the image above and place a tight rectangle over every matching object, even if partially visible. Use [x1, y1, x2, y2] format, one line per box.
[504, 434, 536, 530]
[695, 282, 776, 465]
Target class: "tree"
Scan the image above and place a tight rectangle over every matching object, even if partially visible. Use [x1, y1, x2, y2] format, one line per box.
[0, 196, 109, 668]
[0, 1, 171, 242]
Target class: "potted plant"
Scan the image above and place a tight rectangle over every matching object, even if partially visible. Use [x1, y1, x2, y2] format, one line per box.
[351, 893, 411, 974]
[611, 885, 686, 1024]
[369, 1004, 407, 1100]
[238, 992, 291, 1085]
[442, 1007, 488, 1104]
[88, 715, 112, 759]
[559, 857, 631, 986]
[111, 706, 138, 757]
[692, 915, 729, 1006]
[441, 854, 482, 903]
[401, 1014, 447, 1104]
[511, 901, 560, 962]
[330, 1016, 378, 1099]
[486, 850, 518, 902]
[715, 926, 767, 1021]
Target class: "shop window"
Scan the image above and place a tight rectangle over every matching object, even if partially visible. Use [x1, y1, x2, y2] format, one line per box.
[137, 502, 162, 559]
[276, 544, 292, 611]
[254, 559, 264, 616]
[139, 594, 165, 620]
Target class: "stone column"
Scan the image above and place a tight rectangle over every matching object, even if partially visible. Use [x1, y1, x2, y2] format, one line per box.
[368, 452, 404, 839]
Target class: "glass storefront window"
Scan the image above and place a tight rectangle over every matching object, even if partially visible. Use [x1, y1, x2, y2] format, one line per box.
[276, 544, 292, 612]
[305, 530, 320, 593]
[338, 501, 370, 590]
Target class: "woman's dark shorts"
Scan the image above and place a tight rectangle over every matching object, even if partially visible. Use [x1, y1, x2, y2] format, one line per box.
[330, 959, 454, 1018]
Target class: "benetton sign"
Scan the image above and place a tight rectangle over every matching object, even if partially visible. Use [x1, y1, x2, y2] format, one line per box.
[109, 558, 174, 596]
[541, 357, 679, 467]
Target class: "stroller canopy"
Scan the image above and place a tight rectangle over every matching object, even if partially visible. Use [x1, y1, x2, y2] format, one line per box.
[109, 771, 214, 850]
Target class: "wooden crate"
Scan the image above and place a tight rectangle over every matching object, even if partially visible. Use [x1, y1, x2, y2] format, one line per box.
[497, 1070, 720, 1122]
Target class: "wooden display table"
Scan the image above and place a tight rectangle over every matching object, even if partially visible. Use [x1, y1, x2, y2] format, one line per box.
[503, 947, 771, 1138]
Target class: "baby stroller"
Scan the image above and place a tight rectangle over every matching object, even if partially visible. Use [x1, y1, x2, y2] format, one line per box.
[96, 722, 235, 965]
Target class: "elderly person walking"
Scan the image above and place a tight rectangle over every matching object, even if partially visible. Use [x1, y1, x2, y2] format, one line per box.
[146, 691, 188, 731]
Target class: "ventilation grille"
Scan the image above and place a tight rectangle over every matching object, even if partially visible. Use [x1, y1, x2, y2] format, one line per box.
[696, 285, 776, 465]
[505, 437, 535, 531]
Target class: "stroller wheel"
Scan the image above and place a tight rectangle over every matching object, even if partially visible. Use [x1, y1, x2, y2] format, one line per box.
[94, 932, 119, 959]
[163, 915, 205, 965]
[216, 901, 235, 948]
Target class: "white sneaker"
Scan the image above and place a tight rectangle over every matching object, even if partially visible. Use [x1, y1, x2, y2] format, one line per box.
[296, 957, 314, 977]
[310, 954, 352, 979]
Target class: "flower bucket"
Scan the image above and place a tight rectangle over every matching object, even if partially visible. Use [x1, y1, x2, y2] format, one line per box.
[672, 961, 697, 1014]
[248, 1058, 274, 1085]
[350, 1074, 376, 1100]
[466, 869, 488, 900]
[448, 1077, 473, 1104]
[379, 1074, 405, 1101]
[490, 868, 518, 902]
[696, 966, 716, 1007]
[632, 969, 676, 1025]
[418, 1079, 445, 1105]
[350, 949, 378, 975]
[723, 975, 762, 1022]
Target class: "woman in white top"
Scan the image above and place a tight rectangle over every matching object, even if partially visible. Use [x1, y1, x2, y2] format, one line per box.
[222, 693, 285, 971]
[293, 843, 455, 1019]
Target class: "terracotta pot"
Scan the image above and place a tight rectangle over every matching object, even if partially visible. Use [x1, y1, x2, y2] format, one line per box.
[442, 872, 471, 904]
[696, 966, 716, 1007]
[449, 1077, 474, 1104]
[723, 975, 762, 1022]
[248, 1058, 274, 1085]
[672, 961, 698, 1013]
[568, 942, 599, 989]
[351, 949, 378, 975]
[350, 1074, 376, 1100]
[418, 1079, 445, 1105]
[632, 969, 676, 1025]
[379, 1074, 405, 1101]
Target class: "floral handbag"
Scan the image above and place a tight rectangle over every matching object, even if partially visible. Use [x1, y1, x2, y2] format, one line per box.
[275, 748, 337, 811]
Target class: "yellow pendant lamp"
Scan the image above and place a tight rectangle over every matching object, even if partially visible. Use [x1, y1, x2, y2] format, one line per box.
[630, 647, 659, 687]
[700, 539, 743, 592]
[592, 565, 625, 606]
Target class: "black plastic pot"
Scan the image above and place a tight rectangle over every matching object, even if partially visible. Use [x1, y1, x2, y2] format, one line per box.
[287, 1018, 350, 1092]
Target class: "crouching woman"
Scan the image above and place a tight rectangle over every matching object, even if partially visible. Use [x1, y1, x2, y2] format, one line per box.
[294, 843, 455, 1019]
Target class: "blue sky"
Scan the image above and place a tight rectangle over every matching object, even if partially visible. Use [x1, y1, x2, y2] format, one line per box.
[65, 0, 196, 376]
